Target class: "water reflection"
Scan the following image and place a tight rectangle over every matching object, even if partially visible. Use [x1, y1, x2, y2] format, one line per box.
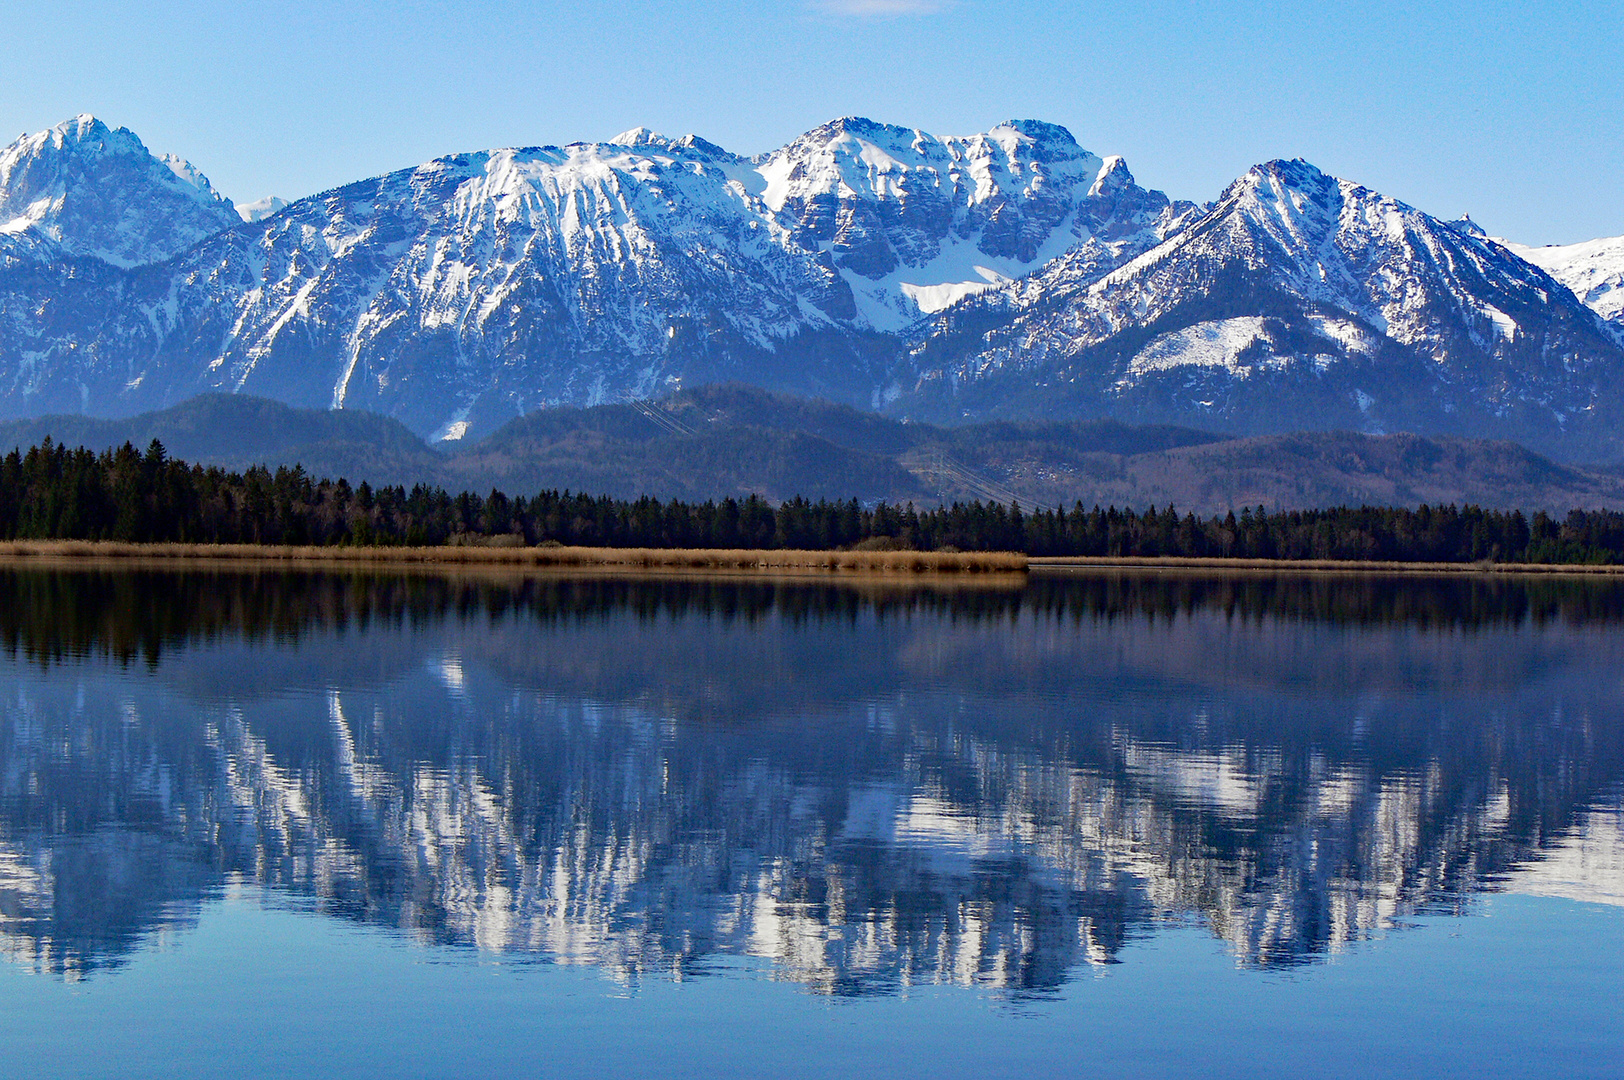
[0, 567, 1621, 992]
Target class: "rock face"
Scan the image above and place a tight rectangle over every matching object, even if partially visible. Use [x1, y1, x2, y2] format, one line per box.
[903, 160, 1624, 458]
[0, 115, 1181, 441]
[0, 115, 240, 266]
[0, 115, 1622, 457]
[753, 117, 1195, 329]
[1504, 234, 1624, 330]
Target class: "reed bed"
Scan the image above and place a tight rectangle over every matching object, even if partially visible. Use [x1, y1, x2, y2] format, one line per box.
[0, 540, 1028, 575]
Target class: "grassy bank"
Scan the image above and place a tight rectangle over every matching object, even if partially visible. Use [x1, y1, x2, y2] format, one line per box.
[0, 540, 1028, 574]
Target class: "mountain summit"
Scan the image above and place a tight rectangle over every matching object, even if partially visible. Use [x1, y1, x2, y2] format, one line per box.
[903, 158, 1624, 455]
[0, 115, 240, 266]
[0, 116, 1187, 441]
[0, 116, 1621, 459]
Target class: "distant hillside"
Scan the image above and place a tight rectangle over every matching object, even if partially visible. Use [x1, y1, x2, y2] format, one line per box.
[453, 385, 1624, 513]
[5, 387, 1624, 514]
[0, 395, 447, 487]
[445, 384, 1227, 504]
[998, 431, 1624, 514]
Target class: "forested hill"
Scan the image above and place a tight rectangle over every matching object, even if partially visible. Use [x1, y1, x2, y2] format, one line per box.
[6, 388, 1624, 515]
[7, 436, 1624, 565]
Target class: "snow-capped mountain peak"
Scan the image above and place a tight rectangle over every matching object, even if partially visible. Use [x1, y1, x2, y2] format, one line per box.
[236, 195, 289, 222]
[0, 114, 241, 266]
[608, 128, 734, 162]
[904, 154, 1624, 455]
[609, 126, 667, 146]
[1503, 234, 1624, 328]
[2, 115, 1622, 459]
[749, 116, 1184, 329]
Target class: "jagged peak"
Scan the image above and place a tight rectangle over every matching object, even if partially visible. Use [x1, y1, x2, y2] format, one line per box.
[606, 127, 733, 161]
[29, 114, 145, 157]
[816, 115, 888, 135]
[1212, 158, 1348, 223]
[6, 116, 229, 205]
[1225, 159, 1491, 250]
[791, 115, 916, 149]
[609, 126, 668, 147]
[986, 118, 1079, 146]
[793, 115, 1083, 154]
[1245, 157, 1336, 188]
[1088, 155, 1135, 197]
[672, 133, 730, 158]
[0, 115, 240, 266]
[54, 113, 113, 138]
[765, 115, 1103, 179]
[237, 195, 288, 223]
[157, 152, 231, 207]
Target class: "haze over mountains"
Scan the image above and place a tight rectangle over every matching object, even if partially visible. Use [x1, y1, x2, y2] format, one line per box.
[2, 112, 1623, 506]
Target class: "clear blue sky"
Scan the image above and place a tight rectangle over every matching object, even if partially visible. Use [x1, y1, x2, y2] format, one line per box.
[3, 0, 1619, 244]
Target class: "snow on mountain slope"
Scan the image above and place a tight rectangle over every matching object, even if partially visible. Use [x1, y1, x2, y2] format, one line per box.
[0, 118, 1180, 439]
[1503, 234, 1624, 326]
[902, 159, 1624, 455]
[0, 135, 861, 436]
[237, 196, 289, 222]
[3, 116, 1624, 459]
[757, 117, 1195, 329]
[0, 116, 241, 267]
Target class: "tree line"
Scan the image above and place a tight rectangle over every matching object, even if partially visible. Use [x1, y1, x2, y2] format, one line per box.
[5, 437, 1624, 564]
[10, 569, 1624, 672]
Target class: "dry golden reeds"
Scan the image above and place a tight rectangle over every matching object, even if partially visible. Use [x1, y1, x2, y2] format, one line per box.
[0, 540, 1028, 575]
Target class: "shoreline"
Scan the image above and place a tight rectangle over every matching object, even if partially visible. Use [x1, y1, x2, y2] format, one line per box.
[0, 540, 1026, 575]
[1, 542, 1620, 578]
[1029, 555, 1624, 576]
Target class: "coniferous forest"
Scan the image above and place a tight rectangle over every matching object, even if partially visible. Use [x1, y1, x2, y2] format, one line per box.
[7, 437, 1624, 564]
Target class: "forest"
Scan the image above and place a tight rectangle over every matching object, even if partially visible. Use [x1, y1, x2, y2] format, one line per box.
[6, 437, 1624, 564]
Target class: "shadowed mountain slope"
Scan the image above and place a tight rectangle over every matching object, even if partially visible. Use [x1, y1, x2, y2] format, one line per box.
[0, 394, 447, 486]
[3, 387, 1622, 514]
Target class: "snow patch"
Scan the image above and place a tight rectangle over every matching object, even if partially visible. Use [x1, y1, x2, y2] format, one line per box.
[1505, 234, 1624, 324]
[238, 196, 288, 222]
[1122, 317, 1272, 382]
[1480, 303, 1517, 342]
[433, 409, 472, 442]
[899, 266, 1010, 314]
[1306, 314, 1379, 356]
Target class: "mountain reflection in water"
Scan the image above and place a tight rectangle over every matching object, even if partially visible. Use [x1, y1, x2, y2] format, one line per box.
[0, 567, 1621, 994]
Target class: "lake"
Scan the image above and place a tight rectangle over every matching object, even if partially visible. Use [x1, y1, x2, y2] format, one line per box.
[1, 566, 1621, 1078]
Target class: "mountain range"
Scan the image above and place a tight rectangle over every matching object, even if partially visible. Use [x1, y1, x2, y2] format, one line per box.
[2, 113, 1623, 483]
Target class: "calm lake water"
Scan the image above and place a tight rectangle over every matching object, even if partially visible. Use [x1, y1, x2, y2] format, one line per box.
[1, 567, 1622, 1078]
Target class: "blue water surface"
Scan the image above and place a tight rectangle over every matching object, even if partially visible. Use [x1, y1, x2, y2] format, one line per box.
[0, 568, 1619, 1077]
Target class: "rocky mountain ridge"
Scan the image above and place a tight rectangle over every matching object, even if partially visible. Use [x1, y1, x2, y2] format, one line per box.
[905, 159, 1623, 456]
[1504, 233, 1624, 329]
[1, 114, 1622, 460]
[0, 115, 240, 266]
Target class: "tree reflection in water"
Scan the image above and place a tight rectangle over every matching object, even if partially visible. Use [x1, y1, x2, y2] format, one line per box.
[0, 566, 1620, 993]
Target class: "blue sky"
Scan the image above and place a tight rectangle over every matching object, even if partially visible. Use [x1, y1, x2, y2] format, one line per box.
[3, 0, 1618, 243]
